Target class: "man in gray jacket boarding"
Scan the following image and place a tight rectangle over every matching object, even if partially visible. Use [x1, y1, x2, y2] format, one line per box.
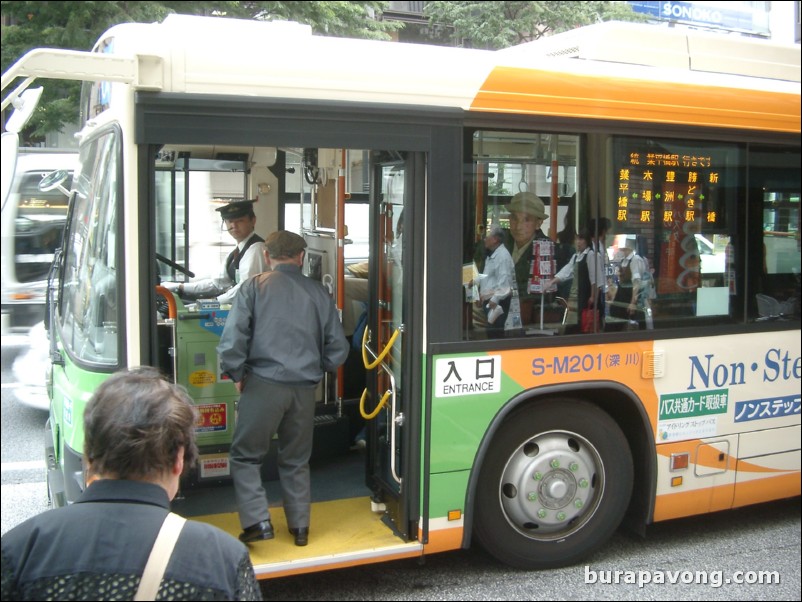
[218, 230, 349, 547]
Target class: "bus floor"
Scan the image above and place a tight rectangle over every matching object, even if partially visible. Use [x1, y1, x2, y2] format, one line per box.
[170, 449, 417, 574]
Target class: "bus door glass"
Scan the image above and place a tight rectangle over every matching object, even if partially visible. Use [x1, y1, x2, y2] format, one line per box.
[364, 151, 410, 535]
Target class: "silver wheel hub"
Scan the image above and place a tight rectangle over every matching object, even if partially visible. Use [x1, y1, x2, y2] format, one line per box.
[498, 430, 604, 538]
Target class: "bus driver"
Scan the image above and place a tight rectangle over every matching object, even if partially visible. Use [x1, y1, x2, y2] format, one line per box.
[162, 200, 269, 304]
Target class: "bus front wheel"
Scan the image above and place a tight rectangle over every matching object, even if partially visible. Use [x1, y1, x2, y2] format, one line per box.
[474, 400, 633, 569]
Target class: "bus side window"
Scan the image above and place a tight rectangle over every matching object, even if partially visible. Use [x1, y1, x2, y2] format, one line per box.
[754, 151, 801, 320]
[463, 130, 580, 340]
[607, 137, 743, 330]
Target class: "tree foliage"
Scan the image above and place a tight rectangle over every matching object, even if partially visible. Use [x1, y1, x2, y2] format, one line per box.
[0, 1, 399, 141]
[423, 1, 645, 49]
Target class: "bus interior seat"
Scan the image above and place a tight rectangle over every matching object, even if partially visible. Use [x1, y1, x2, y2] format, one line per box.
[756, 293, 795, 320]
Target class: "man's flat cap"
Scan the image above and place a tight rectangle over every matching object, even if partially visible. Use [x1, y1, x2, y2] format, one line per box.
[265, 230, 307, 258]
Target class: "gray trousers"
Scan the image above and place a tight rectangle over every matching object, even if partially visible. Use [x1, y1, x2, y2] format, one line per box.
[230, 374, 316, 530]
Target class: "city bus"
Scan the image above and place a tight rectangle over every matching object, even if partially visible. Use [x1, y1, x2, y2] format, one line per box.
[1, 15, 799, 578]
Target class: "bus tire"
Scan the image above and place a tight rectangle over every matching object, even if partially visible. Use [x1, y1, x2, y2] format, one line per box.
[474, 399, 633, 569]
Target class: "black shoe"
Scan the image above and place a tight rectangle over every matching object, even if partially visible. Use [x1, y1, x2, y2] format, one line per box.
[289, 527, 309, 546]
[239, 520, 274, 543]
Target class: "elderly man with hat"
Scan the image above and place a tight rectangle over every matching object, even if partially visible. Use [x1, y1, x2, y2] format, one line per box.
[162, 200, 268, 303]
[503, 191, 550, 320]
[217, 230, 349, 548]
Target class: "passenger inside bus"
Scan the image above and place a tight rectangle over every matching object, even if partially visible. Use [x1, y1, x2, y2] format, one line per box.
[608, 238, 649, 330]
[546, 228, 593, 334]
[218, 230, 350, 548]
[475, 226, 515, 338]
[554, 203, 577, 300]
[162, 200, 268, 303]
[502, 191, 550, 324]
[587, 217, 611, 329]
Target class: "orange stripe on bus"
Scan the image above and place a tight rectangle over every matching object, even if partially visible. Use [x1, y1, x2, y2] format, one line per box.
[258, 547, 423, 579]
[497, 343, 661, 427]
[420, 525, 464, 554]
[654, 481, 734, 521]
[732, 472, 801, 508]
[470, 67, 800, 133]
[657, 443, 791, 474]
[653, 472, 799, 521]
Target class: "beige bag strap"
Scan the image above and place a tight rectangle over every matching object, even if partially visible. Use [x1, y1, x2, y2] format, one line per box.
[134, 512, 187, 601]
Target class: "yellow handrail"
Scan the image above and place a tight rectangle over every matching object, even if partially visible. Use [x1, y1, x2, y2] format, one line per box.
[361, 324, 401, 370]
[359, 387, 392, 420]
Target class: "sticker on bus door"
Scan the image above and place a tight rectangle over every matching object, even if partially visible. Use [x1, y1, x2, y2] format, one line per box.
[435, 355, 501, 397]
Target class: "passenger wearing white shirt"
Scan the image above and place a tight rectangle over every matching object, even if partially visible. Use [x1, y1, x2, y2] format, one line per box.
[546, 228, 600, 332]
[610, 238, 648, 323]
[475, 226, 515, 337]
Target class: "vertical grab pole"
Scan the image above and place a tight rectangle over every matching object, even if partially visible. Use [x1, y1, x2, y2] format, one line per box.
[336, 150, 347, 406]
[549, 134, 559, 240]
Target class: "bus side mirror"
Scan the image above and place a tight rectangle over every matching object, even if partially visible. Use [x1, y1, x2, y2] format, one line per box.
[39, 169, 71, 196]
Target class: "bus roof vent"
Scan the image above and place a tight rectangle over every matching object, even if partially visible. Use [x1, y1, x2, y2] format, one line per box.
[499, 21, 801, 83]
